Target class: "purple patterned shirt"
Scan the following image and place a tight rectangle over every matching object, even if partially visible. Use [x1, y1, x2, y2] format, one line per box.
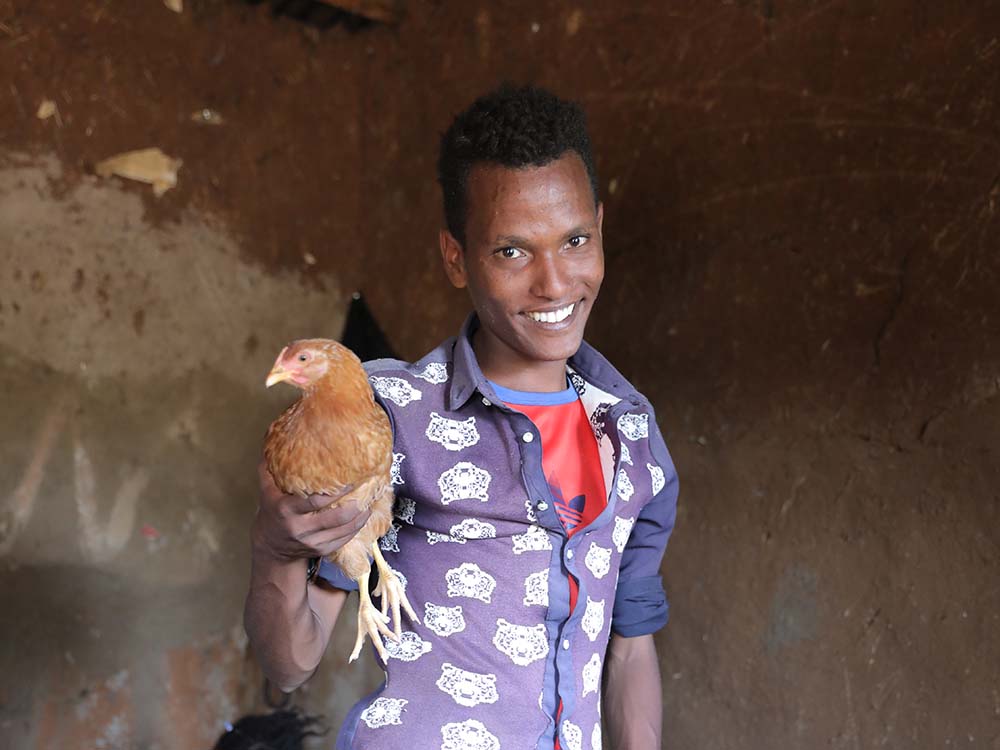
[319, 314, 679, 750]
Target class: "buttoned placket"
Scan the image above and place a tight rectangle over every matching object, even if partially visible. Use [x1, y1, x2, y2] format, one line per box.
[482, 382, 641, 747]
[551, 396, 637, 747]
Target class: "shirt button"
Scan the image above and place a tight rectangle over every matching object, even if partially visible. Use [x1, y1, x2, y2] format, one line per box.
[562, 639, 570, 650]
[521, 432, 534, 443]
[566, 549, 574, 559]
[482, 397, 491, 406]
[536, 501, 548, 511]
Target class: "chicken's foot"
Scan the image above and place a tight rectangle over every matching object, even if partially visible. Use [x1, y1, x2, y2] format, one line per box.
[349, 567, 395, 663]
[371, 541, 419, 638]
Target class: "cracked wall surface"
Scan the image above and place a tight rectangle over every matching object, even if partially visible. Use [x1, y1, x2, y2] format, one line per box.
[1, 1, 998, 748]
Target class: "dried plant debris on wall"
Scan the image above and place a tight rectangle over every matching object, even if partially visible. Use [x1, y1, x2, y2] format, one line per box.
[94, 147, 182, 196]
[242, 0, 401, 29]
[36, 99, 59, 121]
[191, 107, 226, 126]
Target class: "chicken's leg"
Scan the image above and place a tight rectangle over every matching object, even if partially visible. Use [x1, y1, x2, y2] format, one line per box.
[349, 566, 395, 663]
[371, 542, 419, 638]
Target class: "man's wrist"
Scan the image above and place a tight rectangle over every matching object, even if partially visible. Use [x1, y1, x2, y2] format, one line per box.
[250, 541, 309, 579]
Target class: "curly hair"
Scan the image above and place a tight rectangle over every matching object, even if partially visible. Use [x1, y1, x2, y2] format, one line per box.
[437, 84, 599, 245]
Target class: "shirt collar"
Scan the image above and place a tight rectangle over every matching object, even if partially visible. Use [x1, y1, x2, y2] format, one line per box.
[447, 313, 489, 410]
[447, 313, 640, 410]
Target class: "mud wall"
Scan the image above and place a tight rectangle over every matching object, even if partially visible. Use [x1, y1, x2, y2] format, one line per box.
[1, 1, 997, 748]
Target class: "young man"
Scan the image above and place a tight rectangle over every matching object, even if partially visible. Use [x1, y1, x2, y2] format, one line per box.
[245, 85, 679, 750]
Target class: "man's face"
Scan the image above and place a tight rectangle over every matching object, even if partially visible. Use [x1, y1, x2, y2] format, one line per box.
[440, 152, 605, 370]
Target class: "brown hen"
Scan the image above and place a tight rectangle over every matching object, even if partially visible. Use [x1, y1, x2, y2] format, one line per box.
[263, 338, 417, 662]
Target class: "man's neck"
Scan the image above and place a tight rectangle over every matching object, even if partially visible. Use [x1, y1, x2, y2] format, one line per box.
[472, 329, 568, 393]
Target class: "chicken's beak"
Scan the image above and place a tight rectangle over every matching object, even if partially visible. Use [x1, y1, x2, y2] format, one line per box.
[266, 347, 291, 388]
[265, 366, 292, 388]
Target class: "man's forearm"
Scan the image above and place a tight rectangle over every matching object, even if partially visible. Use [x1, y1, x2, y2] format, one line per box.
[602, 633, 663, 749]
[243, 548, 342, 692]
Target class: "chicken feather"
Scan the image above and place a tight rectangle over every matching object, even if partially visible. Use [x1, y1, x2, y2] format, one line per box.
[262, 338, 416, 662]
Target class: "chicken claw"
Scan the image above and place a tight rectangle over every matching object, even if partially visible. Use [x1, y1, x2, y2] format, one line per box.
[371, 542, 419, 639]
[349, 567, 396, 663]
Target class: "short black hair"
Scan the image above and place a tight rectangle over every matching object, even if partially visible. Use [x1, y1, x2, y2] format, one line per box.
[437, 84, 600, 245]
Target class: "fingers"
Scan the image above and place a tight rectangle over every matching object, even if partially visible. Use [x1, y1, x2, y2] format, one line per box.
[257, 460, 284, 503]
[296, 515, 372, 557]
[286, 484, 356, 515]
[296, 501, 371, 536]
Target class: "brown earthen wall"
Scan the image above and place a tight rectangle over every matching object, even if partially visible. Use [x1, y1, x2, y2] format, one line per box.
[1, 1, 997, 747]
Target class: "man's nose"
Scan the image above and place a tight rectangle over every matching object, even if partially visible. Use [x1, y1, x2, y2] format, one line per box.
[530, 253, 570, 300]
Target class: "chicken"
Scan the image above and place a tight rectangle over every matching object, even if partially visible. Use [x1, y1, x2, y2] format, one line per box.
[263, 338, 417, 662]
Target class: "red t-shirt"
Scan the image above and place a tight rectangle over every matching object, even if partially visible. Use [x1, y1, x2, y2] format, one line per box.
[490, 380, 607, 611]
[492, 379, 607, 748]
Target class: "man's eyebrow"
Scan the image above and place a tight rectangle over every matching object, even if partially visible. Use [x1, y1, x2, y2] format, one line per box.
[492, 234, 532, 247]
[492, 225, 594, 247]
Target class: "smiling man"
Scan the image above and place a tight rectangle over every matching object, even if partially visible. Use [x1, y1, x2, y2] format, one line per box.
[245, 85, 679, 750]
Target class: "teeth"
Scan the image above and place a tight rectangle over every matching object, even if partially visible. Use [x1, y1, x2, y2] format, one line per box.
[528, 303, 575, 324]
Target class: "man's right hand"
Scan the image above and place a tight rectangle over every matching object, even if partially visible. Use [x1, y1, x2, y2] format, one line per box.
[251, 459, 373, 562]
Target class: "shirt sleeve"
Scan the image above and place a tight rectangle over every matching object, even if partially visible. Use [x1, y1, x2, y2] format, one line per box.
[611, 416, 679, 637]
[316, 558, 359, 591]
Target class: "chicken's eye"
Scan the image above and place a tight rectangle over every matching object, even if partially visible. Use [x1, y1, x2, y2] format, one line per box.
[298, 354, 309, 362]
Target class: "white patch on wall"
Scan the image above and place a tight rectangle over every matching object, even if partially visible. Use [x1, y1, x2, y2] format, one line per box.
[0, 155, 348, 388]
[74, 435, 148, 564]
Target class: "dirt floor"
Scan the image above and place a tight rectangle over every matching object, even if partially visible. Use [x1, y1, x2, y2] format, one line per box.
[1, 1, 999, 748]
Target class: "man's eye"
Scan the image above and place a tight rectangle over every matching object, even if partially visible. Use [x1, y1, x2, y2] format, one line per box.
[497, 247, 525, 259]
[568, 235, 589, 248]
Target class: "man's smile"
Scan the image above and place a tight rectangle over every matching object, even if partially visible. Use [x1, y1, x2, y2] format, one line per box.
[524, 301, 579, 326]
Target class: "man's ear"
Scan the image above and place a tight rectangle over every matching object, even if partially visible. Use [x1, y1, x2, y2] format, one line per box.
[440, 229, 468, 289]
[596, 202, 604, 238]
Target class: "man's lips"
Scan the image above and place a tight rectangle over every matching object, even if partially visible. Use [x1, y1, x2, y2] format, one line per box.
[524, 301, 578, 325]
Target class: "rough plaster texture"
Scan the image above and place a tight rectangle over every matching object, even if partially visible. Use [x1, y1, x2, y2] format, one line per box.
[0, 157, 357, 747]
[1, 1, 998, 748]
